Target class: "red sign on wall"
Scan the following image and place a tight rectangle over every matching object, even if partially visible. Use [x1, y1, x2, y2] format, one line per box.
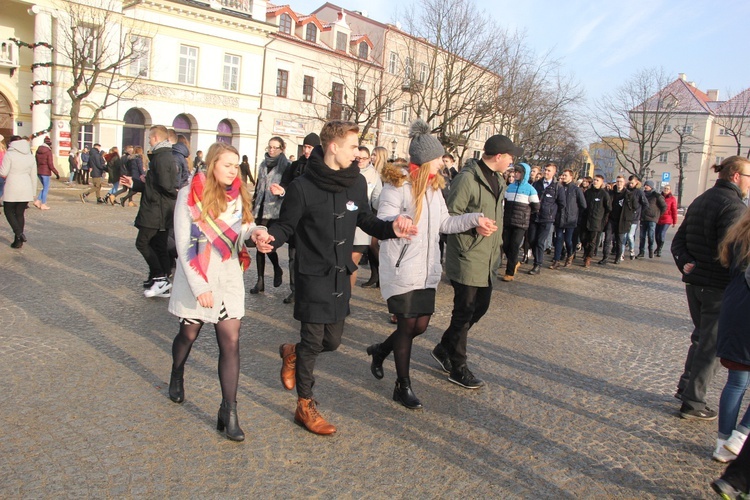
[60, 131, 70, 138]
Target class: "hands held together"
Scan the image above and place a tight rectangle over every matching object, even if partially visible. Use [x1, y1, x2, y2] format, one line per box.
[252, 229, 275, 254]
[476, 217, 498, 237]
[393, 215, 418, 239]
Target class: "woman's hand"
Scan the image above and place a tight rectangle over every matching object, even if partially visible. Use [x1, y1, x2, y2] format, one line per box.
[197, 291, 214, 308]
[393, 215, 418, 239]
[120, 175, 133, 188]
[252, 229, 275, 253]
[269, 183, 285, 196]
[476, 217, 498, 237]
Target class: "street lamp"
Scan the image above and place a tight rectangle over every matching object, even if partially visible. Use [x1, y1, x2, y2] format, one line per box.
[390, 138, 398, 161]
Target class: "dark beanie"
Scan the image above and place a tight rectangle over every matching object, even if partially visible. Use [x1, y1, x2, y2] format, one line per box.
[408, 119, 444, 165]
[303, 133, 321, 147]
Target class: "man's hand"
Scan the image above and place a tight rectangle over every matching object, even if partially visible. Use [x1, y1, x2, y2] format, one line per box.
[476, 217, 498, 237]
[393, 215, 418, 239]
[252, 229, 275, 253]
[269, 183, 285, 196]
[197, 291, 214, 308]
[120, 175, 133, 188]
[683, 261, 696, 274]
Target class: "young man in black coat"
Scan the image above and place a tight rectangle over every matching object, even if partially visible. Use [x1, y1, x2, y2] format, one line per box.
[637, 179, 667, 258]
[672, 156, 750, 421]
[528, 163, 565, 274]
[120, 125, 178, 297]
[579, 175, 611, 267]
[259, 121, 415, 435]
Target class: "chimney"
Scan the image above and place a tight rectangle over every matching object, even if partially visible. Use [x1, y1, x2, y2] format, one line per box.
[689, 82, 696, 88]
[707, 89, 719, 101]
[678, 73, 687, 81]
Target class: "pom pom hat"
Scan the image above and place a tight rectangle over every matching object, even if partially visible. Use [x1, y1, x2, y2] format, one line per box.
[408, 119, 444, 165]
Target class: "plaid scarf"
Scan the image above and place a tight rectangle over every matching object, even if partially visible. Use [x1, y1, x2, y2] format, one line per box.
[186, 172, 250, 282]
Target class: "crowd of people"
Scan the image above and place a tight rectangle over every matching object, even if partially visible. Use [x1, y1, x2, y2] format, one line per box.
[1, 122, 748, 498]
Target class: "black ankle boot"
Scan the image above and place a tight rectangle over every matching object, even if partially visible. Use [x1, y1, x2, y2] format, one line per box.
[217, 399, 245, 441]
[10, 235, 23, 249]
[361, 266, 379, 288]
[366, 343, 388, 379]
[273, 266, 283, 287]
[393, 377, 422, 409]
[169, 370, 184, 403]
[250, 278, 264, 294]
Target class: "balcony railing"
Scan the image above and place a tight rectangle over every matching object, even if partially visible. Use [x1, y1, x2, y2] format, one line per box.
[220, 0, 251, 14]
[0, 41, 19, 69]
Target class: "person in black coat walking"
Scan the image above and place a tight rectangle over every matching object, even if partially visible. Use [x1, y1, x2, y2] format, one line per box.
[637, 179, 667, 258]
[260, 121, 415, 436]
[80, 144, 106, 203]
[550, 169, 586, 269]
[672, 156, 750, 421]
[580, 175, 611, 267]
[618, 175, 648, 261]
[120, 125, 178, 297]
[528, 163, 565, 274]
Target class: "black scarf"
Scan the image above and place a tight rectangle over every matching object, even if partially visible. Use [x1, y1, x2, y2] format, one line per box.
[304, 146, 360, 193]
[264, 152, 286, 171]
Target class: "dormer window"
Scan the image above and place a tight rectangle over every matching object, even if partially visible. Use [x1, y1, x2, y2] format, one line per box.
[336, 32, 347, 51]
[305, 23, 317, 43]
[279, 13, 292, 35]
[358, 42, 368, 59]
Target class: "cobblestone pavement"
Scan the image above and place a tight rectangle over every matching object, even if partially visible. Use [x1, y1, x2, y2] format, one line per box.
[0, 182, 743, 498]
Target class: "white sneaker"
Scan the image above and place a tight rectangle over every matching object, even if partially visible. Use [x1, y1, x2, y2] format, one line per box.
[724, 430, 748, 455]
[713, 438, 737, 463]
[144, 278, 172, 298]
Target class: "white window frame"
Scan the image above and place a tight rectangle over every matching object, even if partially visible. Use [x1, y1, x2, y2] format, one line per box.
[388, 52, 398, 74]
[178, 44, 198, 85]
[385, 101, 393, 121]
[716, 156, 725, 165]
[401, 104, 409, 124]
[336, 32, 347, 52]
[129, 35, 151, 78]
[663, 124, 672, 133]
[222, 53, 240, 92]
[684, 125, 693, 135]
[279, 13, 293, 34]
[658, 152, 668, 163]
[680, 152, 688, 164]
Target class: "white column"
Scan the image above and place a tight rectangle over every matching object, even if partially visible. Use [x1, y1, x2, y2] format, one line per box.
[28, 5, 53, 148]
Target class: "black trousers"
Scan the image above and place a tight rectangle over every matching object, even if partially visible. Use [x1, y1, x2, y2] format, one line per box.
[528, 221, 554, 267]
[602, 219, 621, 259]
[4, 201, 28, 237]
[580, 229, 600, 260]
[679, 284, 723, 411]
[719, 437, 750, 493]
[439, 279, 493, 370]
[135, 227, 171, 278]
[295, 320, 345, 399]
[502, 225, 526, 276]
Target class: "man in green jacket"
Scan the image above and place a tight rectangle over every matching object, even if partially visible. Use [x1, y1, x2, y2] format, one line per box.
[431, 135, 521, 388]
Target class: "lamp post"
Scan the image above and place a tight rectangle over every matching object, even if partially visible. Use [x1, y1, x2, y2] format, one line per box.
[390, 138, 398, 161]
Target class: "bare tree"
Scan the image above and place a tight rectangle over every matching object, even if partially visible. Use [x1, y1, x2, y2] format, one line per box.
[592, 67, 677, 179]
[400, 0, 503, 162]
[671, 115, 703, 207]
[56, 1, 144, 148]
[713, 87, 750, 158]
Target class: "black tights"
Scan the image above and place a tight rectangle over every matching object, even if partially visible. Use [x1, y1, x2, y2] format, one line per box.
[256, 249, 280, 277]
[171, 318, 241, 403]
[381, 314, 431, 378]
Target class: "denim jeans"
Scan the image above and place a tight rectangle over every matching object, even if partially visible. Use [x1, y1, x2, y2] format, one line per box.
[679, 284, 723, 411]
[553, 226, 574, 261]
[37, 175, 50, 204]
[639, 221, 656, 253]
[69, 170, 77, 183]
[655, 223, 670, 251]
[718, 369, 750, 439]
[619, 223, 638, 257]
[108, 181, 120, 196]
[528, 221, 554, 266]
[0, 176, 6, 198]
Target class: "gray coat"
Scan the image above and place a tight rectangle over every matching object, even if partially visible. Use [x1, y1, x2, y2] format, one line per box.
[168, 188, 264, 323]
[378, 177, 481, 301]
[252, 154, 290, 220]
[0, 140, 37, 202]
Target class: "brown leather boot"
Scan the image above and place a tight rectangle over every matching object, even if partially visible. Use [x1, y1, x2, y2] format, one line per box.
[279, 343, 296, 390]
[549, 260, 560, 270]
[564, 256, 574, 267]
[294, 398, 336, 435]
[584, 257, 591, 268]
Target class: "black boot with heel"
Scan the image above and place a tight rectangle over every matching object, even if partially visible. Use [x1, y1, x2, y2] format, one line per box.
[393, 376, 422, 409]
[217, 399, 245, 441]
[366, 343, 389, 380]
[169, 370, 184, 403]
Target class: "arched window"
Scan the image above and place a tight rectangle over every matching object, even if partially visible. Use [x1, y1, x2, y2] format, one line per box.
[172, 114, 192, 143]
[0, 91, 14, 146]
[279, 13, 292, 34]
[305, 23, 317, 43]
[123, 108, 147, 149]
[216, 119, 233, 144]
[358, 42, 369, 59]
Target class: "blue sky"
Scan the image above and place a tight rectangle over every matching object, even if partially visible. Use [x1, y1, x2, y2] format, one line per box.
[287, 0, 750, 107]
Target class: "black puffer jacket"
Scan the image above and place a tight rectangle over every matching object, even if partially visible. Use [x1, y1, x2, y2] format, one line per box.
[717, 262, 750, 367]
[581, 187, 612, 232]
[671, 179, 746, 288]
[131, 146, 178, 230]
[555, 182, 586, 228]
[532, 178, 565, 224]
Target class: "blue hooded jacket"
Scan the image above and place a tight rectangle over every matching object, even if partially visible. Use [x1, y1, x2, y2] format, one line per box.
[503, 163, 540, 229]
